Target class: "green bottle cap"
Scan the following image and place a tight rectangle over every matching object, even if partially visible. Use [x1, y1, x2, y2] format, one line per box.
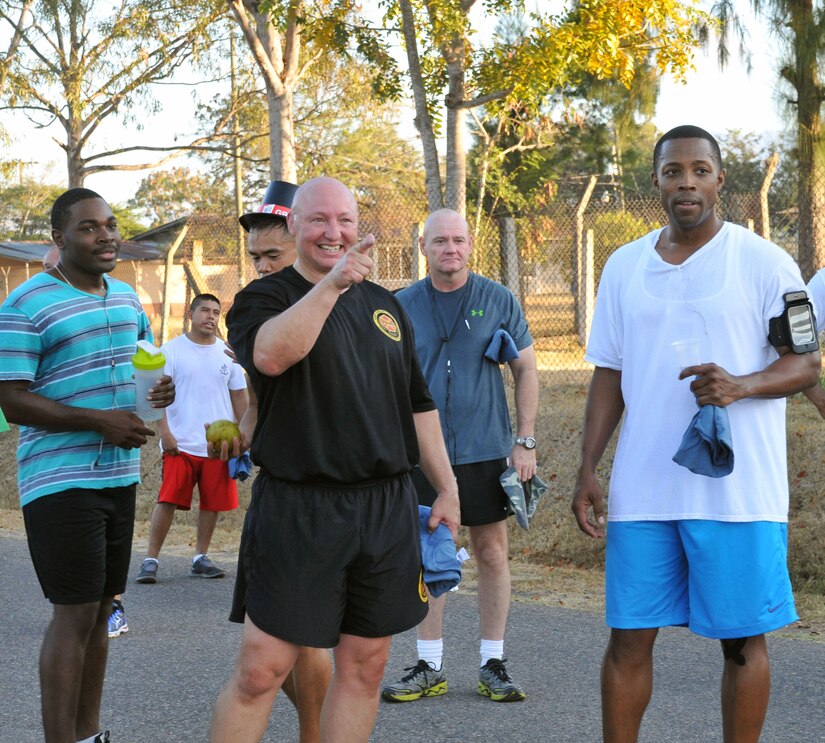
[132, 341, 166, 371]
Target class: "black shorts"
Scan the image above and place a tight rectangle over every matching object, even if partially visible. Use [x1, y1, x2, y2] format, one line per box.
[413, 458, 509, 526]
[230, 471, 428, 648]
[22, 486, 136, 605]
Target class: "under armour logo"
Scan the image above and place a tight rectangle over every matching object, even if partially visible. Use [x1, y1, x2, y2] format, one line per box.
[470, 309, 484, 317]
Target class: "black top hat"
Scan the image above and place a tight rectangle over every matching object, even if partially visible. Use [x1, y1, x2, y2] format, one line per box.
[239, 180, 299, 232]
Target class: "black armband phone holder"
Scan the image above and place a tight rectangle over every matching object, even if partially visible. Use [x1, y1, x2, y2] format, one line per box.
[768, 291, 819, 354]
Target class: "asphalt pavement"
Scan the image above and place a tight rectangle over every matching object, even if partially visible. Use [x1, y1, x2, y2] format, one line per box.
[1, 532, 823, 743]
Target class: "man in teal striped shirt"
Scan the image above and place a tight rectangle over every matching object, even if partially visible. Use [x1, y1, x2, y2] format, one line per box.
[0, 188, 174, 743]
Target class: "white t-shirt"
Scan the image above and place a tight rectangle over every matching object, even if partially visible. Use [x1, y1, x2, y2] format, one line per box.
[160, 334, 247, 457]
[806, 266, 825, 332]
[586, 222, 805, 522]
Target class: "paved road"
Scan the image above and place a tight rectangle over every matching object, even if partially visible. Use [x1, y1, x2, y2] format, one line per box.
[2, 533, 823, 743]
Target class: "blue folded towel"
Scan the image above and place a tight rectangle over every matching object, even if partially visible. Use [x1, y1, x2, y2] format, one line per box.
[418, 505, 462, 598]
[228, 452, 253, 481]
[484, 329, 520, 363]
[672, 405, 734, 478]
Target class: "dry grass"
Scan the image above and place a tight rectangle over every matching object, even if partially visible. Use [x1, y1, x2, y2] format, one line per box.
[2, 371, 824, 642]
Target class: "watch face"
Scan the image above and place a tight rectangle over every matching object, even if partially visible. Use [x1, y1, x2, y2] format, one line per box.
[525, 436, 536, 449]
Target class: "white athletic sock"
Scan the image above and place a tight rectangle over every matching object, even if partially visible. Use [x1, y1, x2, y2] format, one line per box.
[193, 553, 205, 564]
[480, 639, 504, 667]
[143, 557, 158, 564]
[417, 638, 444, 671]
[77, 734, 98, 743]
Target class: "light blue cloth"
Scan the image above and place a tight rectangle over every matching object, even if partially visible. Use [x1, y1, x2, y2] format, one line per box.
[228, 453, 253, 481]
[672, 405, 734, 478]
[483, 329, 520, 363]
[418, 505, 462, 597]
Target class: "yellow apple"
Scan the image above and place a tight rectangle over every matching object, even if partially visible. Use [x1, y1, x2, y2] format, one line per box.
[205, 419, 241, 447]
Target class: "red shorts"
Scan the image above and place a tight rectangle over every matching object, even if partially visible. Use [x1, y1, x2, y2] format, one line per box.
[158, 451, 239, 512]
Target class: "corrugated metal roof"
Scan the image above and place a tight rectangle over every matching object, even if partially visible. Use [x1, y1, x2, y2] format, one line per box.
[0, 240, 163, 264]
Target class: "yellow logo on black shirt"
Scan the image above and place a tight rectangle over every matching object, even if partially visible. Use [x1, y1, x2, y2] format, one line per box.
[373, 309, 401, 341]
[418, 569, 428, 603]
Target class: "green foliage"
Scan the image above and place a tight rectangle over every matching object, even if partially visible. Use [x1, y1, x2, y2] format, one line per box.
[259, 0, 403, 100]
[0, 0, 225, 185]
[0, 180, 63, 240]
[128, 166, 233, 228]
[110, 203, 149, 239]
[195, 50, 423, 209]
[718, 129, 770, 193]
[472, 0, 710, 119]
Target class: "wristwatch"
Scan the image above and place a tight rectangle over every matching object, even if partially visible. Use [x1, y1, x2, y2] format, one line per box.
[515, 435, 536, 450]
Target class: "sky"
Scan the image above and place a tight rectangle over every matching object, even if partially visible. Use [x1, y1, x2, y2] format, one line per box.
[0, 4, 790, 205]
[655, 24, 785, 139]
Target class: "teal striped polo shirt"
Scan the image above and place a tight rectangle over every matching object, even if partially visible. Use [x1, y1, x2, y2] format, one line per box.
[0, 273, 153, 506]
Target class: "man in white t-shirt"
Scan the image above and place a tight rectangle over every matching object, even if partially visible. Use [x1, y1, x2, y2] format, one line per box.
[135, 293, 248, 583]
[572, 125, 820, 743]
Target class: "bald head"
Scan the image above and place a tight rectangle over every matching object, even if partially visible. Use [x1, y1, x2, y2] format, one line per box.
[290, 177, 358, 222]
[419, 209, 473, 289]
[422, 209, 469, 244]
[287, 176, 361, 282]
[42, 245, 61, 271]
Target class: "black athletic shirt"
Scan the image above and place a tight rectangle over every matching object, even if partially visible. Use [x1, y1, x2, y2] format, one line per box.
[227, 266, 436, 484]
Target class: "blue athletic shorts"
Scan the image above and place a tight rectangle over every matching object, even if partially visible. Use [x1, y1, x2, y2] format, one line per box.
[605, 520, 798, 639]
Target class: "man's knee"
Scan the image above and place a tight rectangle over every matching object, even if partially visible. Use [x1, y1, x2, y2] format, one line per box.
[720, 637, 749, 666]
[470, 523, 509, 568]
[53, 600, 107, 637]
[605, 628, 658, 667]
[233, 655, 288, 701]
[233, 626, 299, 701]
[295, 647, 332, 681]
[335, 637, 391, 689]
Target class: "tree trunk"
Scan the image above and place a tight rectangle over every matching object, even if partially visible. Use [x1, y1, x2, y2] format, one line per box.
[66, 121, 85, 188]
[795, 124, 825, 281]
[266, 83, 297, 182]
[787, 0, 825, 280]
[231, 0, 299, 183]
[397, 0, 443, 211]
[444, 31, 466, 214]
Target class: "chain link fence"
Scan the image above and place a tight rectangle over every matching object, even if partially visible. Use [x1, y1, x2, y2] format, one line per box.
[0, 172, 804, 384]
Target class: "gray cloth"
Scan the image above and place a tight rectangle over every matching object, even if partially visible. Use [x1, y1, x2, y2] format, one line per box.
[499, 466, 550, 529]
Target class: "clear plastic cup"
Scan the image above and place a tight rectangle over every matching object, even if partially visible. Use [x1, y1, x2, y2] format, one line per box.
[132, 342, 165, 421]
[671, 338, 702, 371]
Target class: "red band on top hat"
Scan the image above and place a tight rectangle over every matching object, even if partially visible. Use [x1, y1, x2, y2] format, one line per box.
[258, 204, 291, 217]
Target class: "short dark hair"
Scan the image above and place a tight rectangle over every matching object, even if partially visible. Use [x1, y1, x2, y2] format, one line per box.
[191, 293, 221, 311]
[50, 188, 105, 231]
[247, 215, 289, 234]
[653, 125, 723, 172]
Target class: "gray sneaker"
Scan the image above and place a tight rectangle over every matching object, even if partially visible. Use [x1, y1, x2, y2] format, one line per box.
[477, 658, 526, 702]
[191, 555, 226, 579]
[381, 660, 447, 702]
[135, 558, 158, 584]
